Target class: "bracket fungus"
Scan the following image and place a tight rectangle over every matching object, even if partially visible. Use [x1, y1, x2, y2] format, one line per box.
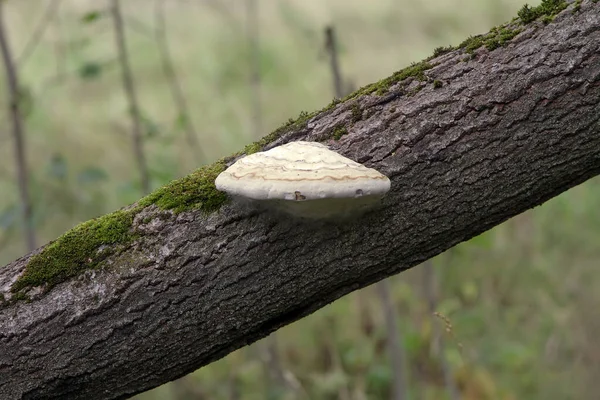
[215, 141, 391, 219]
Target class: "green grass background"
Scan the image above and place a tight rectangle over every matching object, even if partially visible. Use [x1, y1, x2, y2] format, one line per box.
[1, 0, 599, 399]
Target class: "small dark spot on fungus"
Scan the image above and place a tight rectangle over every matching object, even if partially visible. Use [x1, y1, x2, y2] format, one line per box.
[433, 80, 443, 89]
[294, 191, 306, 201]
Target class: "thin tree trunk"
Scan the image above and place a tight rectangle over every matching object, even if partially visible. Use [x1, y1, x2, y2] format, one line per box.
[111, 0, 151, 195]
[245, 0, 287, 395]
[324, 25, 344, 100]
[378, 280, 408, 400]
[1, 5, 599, 399]
[325, 23, 375, 340]
[0, 2, 36, 252]
[16, 0, 62, 67]
[325, 24, 409, 398]
[422, 260, 459, 400]
[247, 0, 262, 138]
[154, 0, 206, 161]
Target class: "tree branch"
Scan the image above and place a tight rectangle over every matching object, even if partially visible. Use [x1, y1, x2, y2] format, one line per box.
[154, 0, 205, 159]
[111, 0, 151, 195]
[0, 1, 37, 252]
[15, 0, 62, 68]
[1, 3, 600, 399]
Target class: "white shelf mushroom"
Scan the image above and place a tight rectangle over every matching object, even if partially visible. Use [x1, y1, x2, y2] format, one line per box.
[215, 141, 391, 219]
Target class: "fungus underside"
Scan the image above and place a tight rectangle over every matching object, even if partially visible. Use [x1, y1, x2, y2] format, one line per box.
[7, 0, 577, 296]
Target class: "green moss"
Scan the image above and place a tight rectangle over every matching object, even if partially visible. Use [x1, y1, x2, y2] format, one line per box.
[377, 62, 432, 95]
[433, 80, 443, 89]
[332, 125, 348, 140]
[457, 0, 566, 55]
[240, 110, 318, 156]
[459, 25, 522, 54]
[138, 162, 227, 213]
[573, 0, 582, 12]
[486, 26, 522, 50]
[432, 45, 456, 58]
[517, 0, 568, 24]
[11, 292, 29, 302]
[8, 0, 579, 298]
[11, 159, 231, 294]
[11, 209, 136, 292]
[407, 84, 425, 96]
[518, 4, 537, 23]
[459, 35, 485, 54]
[341, 61, 434, 100]
[351, 103, 362, 122]
[243, 142, 262, 155]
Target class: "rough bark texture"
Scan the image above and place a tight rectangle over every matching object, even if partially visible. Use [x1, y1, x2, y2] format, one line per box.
[1, 3, 600, 399]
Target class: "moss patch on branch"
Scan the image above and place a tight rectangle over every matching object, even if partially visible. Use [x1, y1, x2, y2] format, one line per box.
[432, 0, 568, 56]
[345, 61, 434, 98]
[11, 210, 136, 292]
[137, 162, 227, 213]
[518, 0, 568, 24]
[8, 0, 576, 297]
[332, 125, 349, 140]
[11, 162, 229, 294]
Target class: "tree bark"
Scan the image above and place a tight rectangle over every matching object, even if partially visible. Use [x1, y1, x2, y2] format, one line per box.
[1, 3, 600, 399]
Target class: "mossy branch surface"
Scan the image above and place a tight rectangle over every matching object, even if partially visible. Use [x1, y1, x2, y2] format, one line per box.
[12, 162, 227, 293]
[9, 0, 576, 295]
[137, 162, 227, 213]
[11, 211, 136, 292]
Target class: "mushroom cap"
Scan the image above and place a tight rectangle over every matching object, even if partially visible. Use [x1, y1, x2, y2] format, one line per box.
[215, 141, 391, 204]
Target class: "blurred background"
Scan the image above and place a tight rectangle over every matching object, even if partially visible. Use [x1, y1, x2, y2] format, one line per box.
[1, 0, 599, 399]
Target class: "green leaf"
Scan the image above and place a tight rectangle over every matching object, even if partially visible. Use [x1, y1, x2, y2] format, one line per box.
[366, 364, 392, 395]
[0, 204, 19, 230]
[46, 153, 68, 181]
[174, 113, 189, 131]
[468, 230, 494, 249]
[77, 166, 108, 185]
[17, 85, 34, 118]
[143, 118, 160, 138]
[79, 62, 102, 80]
[81, 11, 102, 23]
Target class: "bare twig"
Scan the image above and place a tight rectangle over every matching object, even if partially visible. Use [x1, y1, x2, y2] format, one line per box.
[378, 280, 408, 400]
[202, 0, 238, 26]
[261, 334, 288, 392]
[122, 15, 155, 38]
[16, 0, 62, 68]
[324, 25, 343, 100]
[52, 7, 67, 82]
[110, 0, 150, 195]
[246, 0, 262, 138]
[422, 259, 460, 400]
[325, 24, 409, 398]
[244, 1, 287, 394]
[154, 0, 205, 160]
[0, 2, 37, 252]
